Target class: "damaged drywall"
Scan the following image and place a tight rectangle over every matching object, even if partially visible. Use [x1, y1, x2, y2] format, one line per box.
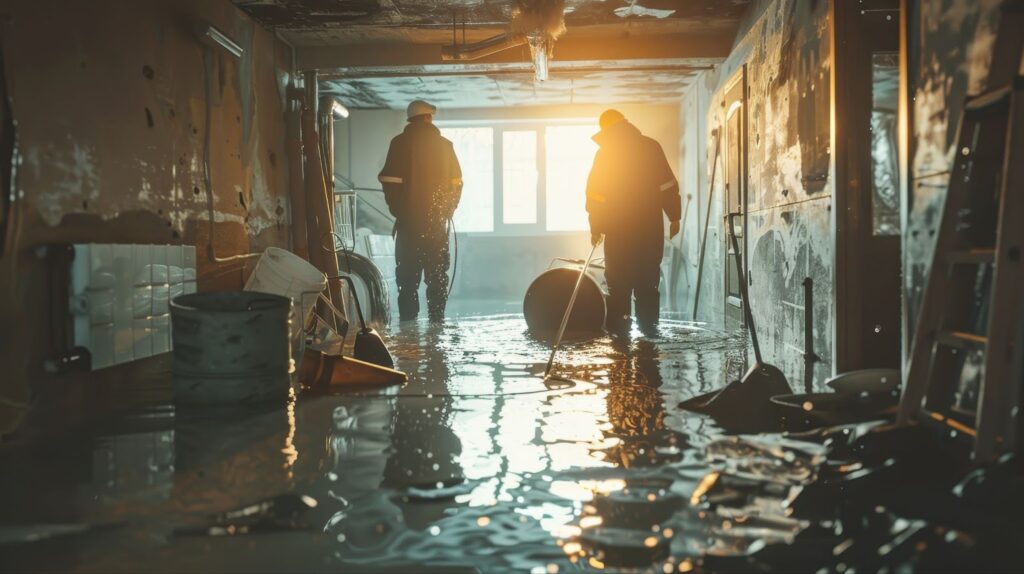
[680, 0, 833, 389]
[906, 0, 1001, 333]
[0, 0, 294, 434]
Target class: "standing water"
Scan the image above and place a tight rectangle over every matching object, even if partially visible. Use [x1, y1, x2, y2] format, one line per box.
[0, 314, 1019, 572]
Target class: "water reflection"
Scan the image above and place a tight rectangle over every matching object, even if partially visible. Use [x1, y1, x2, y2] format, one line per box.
[5, 315, 1006, 572]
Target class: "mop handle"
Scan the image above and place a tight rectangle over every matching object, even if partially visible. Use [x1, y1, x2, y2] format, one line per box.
[544, 236, 604, 377]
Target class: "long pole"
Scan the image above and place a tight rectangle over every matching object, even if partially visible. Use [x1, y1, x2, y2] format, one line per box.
[692, 134, 721, 321]
[544, 236, 604, 378]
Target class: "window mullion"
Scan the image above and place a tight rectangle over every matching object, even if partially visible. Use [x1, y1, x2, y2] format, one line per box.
[537, 125, 547, 233]
[493, 126, 504, 233]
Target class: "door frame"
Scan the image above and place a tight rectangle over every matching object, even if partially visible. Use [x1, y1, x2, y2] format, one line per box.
[831, 0, 907, 373]
[722, 66, 749, 329]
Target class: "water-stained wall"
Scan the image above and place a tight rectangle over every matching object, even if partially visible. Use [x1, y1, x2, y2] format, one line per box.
[906, 0, 1001, 333]
[678, 0, 833, 390]
[0, 0, 294, 434]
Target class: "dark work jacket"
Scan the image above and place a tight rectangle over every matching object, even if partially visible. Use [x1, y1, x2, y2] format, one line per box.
[585, 120, 681, 246]
[378, 121, 463, 239]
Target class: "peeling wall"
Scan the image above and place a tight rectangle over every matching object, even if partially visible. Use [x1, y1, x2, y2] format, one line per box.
[0, 0, 293, 434]
[906, 0, 1001, 332]
[678, 0, 833, 390]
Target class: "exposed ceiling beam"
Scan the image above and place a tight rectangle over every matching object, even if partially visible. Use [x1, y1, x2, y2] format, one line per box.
[297, 32, 733, 71]
[317, 59, 717, 80]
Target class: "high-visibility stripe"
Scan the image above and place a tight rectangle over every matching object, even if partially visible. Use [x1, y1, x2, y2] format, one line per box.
[379, 175, 404, 184]
[659, 180, 677, 192]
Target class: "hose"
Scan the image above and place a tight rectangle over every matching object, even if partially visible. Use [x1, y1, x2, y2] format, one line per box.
[447, 217, 458, 299]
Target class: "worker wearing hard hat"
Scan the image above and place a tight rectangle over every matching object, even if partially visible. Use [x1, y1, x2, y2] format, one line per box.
[378, 100, 463, 323]
[585, 109, 681, 336]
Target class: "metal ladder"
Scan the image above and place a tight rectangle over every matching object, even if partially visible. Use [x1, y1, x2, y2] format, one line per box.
[896, 1, 1024, 464]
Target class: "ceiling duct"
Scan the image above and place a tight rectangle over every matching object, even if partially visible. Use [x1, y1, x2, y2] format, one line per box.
[441, 0, 566, 82]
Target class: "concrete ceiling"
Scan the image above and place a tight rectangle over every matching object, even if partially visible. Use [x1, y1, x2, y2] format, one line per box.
[234, 1, 753, 109]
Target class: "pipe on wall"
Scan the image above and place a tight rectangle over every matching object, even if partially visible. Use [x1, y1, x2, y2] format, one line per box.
[285, 90, 309, 260]
[301, 70, 347, 332]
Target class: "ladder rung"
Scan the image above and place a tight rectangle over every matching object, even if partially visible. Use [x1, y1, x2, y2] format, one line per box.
[921, 409, 977, 438]
[965, 86, 1012, 111]
[946, 249, 996, 265]
[936, 330, 988, 349]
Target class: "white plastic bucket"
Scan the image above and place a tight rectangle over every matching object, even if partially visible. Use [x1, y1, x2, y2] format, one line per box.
[244, 247, 326, 338]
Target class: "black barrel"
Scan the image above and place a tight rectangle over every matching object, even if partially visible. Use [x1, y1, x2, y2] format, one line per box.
[523, 267, 606, 337]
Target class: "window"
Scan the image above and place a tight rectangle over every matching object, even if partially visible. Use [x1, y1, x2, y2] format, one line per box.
[545, 125, 598, 231]
[442, 127, 494, 232]
[502, 131, 538, 225]
[440, 121, 598, 234]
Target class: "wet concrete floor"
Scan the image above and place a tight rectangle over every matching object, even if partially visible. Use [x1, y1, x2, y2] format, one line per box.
[0, 313, 1021, 572]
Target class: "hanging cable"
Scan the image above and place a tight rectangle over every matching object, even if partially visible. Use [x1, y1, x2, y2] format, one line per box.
[447, 217, 458, 298]
[202, 47, 260, 265]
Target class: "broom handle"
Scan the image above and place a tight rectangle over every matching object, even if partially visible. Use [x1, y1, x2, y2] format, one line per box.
[727, 212, 762, 364]
[545, 236, 604, 377]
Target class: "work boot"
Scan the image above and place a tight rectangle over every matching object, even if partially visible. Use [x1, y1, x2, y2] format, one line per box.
[397, 289, 419, 322]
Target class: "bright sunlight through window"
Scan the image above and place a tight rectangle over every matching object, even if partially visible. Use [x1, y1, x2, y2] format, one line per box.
[503, 131, 538, 225]
[442, 126, 494, 232]
[545, 125, 597, 232]
[441, 122, 598, 233]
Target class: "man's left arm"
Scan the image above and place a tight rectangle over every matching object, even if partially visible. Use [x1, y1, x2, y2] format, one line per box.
[654, 142, 681, 238]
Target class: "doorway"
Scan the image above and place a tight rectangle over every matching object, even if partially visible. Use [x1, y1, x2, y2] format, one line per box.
[723, 67, 747, 329]
[833, 0, 903, 371]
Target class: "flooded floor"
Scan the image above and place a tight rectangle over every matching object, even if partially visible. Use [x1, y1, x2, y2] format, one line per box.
[1, 312, 1021, 572]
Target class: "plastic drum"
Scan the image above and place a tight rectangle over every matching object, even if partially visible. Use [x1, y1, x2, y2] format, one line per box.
[523, 267, 606, 337]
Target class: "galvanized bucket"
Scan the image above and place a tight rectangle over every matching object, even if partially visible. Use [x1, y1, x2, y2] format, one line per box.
[170, 291, 292, 405]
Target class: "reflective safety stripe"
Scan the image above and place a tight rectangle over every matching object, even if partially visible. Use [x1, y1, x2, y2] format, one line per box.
[659, 179, 677, 192]
[379, 175, 404, 184]
[587, 192, 607, 203]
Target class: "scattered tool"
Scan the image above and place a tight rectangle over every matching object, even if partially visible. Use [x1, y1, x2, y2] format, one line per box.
[300, 279, 406, 389]
[543, 235, 604, 383]
[679, 213, 792, 433]
[335, 275, 395, 369]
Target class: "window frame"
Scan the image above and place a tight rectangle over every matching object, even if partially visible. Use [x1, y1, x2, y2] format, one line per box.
[438, 118, 596, 237]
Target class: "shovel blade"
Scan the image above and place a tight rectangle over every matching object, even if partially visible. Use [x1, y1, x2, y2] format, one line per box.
[353, 328, 395, 369]
[678, 362, 792, 433]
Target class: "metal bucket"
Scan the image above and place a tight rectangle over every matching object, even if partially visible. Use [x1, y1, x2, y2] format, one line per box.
[523, 260, 607, 337]
[170, 292, 292, 405]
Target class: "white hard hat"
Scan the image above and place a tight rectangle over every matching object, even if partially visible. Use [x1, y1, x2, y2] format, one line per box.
[406, 99, 437, 120]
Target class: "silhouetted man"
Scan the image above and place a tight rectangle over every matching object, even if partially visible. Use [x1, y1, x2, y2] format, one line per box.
[586, 109, 681, 336]
[378, 100, 463, 322]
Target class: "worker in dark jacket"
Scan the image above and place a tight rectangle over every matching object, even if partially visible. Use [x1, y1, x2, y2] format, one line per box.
[378, 100, 463, 322]
[586, 109, 681, 336]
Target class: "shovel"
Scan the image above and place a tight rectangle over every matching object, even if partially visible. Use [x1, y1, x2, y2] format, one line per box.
[543, 235, 604, 383]
[334, 275, 396, 369]
[679, 213, 792, 432]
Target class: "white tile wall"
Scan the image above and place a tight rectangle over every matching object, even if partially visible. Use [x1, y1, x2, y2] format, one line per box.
[70, 244, 197, 370]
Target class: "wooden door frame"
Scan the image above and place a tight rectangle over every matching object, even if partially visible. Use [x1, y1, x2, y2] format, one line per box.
[831, 0, 908, 373]
[722, 65, 749, 329]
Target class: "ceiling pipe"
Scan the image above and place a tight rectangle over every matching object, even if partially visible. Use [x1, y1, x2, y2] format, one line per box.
[321, 64, 715, 80]
[441, 33, 527, 61]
